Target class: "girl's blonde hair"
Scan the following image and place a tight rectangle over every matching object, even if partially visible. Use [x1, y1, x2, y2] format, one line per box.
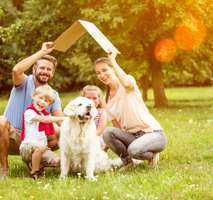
[33, 85, 55, 104]
[82, 85, 106, 108]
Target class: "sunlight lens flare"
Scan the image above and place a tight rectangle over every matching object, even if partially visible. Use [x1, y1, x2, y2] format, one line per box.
[174, 17, 206, 51]
[154, 39, 177, 62]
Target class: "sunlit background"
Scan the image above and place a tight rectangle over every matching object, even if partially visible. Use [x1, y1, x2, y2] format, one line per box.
[0, 0, 212, 107]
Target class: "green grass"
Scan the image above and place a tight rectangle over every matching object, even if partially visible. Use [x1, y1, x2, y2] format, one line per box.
[0, 87, 213, 200]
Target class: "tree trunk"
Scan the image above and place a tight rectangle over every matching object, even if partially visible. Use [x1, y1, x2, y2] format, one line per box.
[150, 59, 168, 107]
[139, 72, 150, 101]
[12, 0, 24, 11]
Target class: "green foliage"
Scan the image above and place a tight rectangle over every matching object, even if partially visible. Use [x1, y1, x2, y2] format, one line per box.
[0, 0, 212, 93]
[164, 38, 213, 87]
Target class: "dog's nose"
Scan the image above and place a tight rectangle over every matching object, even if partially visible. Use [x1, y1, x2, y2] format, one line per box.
[87, 105, 91, 110]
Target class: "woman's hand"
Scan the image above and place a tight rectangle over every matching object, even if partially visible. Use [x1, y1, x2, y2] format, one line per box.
[107, 50, 135, 92]
[107, 50, 117, 65]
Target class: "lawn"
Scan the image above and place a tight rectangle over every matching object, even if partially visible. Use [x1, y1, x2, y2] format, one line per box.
[0, 87, 212, 200]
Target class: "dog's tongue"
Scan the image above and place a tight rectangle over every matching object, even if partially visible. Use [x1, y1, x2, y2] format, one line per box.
[78, 115, 84, 120]
[85, 114, 91, 119]
[85, 111, 91, 118]
[78, 113, 91, 121]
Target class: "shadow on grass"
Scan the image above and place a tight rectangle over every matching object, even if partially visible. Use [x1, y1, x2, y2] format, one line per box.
[147, 99, 213, 110]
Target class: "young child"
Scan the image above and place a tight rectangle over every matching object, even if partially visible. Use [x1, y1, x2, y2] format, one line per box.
[19, 85, 65, 179]
[82, 85, 108, 150]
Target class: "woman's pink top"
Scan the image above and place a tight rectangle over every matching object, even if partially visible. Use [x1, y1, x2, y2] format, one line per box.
[106, 76, 162, 133]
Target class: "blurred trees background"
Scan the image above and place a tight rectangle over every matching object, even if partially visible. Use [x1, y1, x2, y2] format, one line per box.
[0, 0, 212, 107]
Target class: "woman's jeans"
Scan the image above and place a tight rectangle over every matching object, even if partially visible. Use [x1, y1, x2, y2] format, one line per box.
[103, 127, 167, 165]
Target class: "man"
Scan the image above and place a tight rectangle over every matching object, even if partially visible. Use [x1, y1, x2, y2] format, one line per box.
[0, 42, 63, 178]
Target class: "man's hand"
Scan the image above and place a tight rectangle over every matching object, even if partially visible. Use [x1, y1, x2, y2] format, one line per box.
[40, 42, 55, 55]
[12, 41, 55, 86]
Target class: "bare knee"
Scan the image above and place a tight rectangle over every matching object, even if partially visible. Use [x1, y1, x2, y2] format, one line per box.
[0, 117, 10, 136]
[0, 117, 8, 125]
[0, 117, 10, 148]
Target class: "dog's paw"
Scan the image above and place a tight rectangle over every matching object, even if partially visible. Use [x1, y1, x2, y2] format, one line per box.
[85, 175, 97, 181]
[0, 175, 7, 181]
[59, 174, 67, 180]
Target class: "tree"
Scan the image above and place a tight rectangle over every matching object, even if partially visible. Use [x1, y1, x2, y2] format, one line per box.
[12, 0, 24, 11]
[0, 0, 212, 107]
[0, 1, 19, 91]
[79, 0, 212, 107]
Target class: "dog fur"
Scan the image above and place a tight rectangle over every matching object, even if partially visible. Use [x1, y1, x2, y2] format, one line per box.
[59, 97, 121, 180]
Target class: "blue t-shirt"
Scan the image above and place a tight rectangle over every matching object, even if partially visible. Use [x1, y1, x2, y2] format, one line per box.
[4, 75, 61, 130]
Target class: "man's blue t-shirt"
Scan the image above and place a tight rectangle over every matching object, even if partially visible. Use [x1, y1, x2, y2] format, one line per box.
[4, 75, 61, 130]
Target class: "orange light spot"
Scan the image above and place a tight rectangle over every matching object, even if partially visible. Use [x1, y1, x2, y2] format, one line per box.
[174, 18, 206, 51]
[154, 39, 177, 62]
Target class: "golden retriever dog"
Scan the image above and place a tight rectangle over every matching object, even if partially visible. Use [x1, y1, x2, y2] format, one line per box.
[59, 97, 122, 180]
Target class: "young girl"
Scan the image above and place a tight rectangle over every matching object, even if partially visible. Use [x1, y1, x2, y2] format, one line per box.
[19, 85, 65, 179]
[94, 52, 167, 168]
[82, 85, 107, 150]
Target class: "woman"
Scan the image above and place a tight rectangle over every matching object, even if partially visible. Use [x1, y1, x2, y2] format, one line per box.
[94, 52, 167, 168]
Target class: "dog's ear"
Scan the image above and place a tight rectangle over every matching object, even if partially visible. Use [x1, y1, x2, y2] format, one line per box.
[63, 102, 75, 116]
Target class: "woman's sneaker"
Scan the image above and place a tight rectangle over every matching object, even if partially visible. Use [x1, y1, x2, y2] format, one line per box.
[118, 159, 135, 171]
[148, 153, 160, 168]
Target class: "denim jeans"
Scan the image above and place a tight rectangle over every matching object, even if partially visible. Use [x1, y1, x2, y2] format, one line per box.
[103, 127, 167, 165]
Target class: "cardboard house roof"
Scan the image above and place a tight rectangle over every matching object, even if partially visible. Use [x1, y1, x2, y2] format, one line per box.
[54, 20, 120, 54]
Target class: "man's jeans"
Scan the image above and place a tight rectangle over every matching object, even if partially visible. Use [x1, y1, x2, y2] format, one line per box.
[103, 127, 167, 165]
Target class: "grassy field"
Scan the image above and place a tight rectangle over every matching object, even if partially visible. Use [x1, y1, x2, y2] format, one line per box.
[0, 87, 212, 200]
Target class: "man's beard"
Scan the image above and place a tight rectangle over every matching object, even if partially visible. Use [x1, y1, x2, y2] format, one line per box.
[35, 73, 50, 84]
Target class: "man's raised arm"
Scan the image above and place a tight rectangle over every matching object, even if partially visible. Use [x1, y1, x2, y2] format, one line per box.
[12, 42, 55, 86]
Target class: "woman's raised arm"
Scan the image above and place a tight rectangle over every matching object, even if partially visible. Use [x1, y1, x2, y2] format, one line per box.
[108, 52, 134, 91]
